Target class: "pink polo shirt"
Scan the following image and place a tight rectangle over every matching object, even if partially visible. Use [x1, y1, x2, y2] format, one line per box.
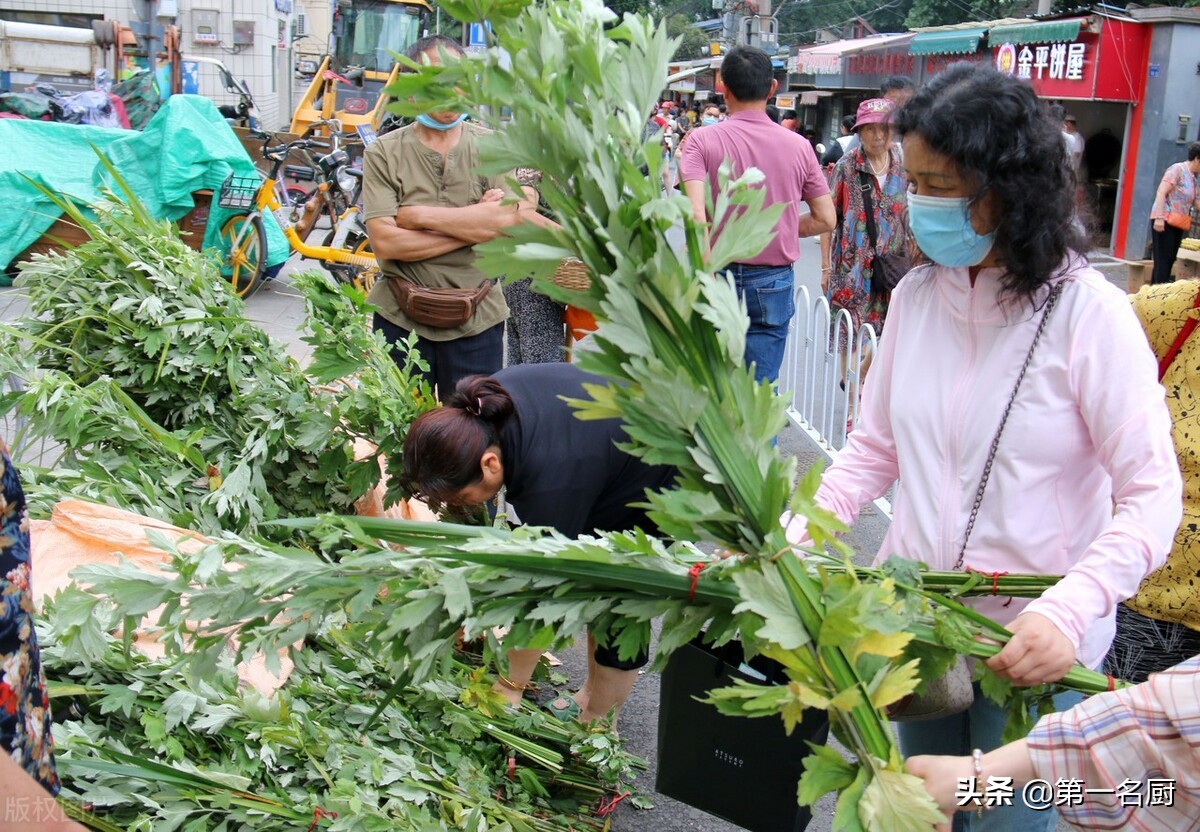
[678, 110, 829, 266]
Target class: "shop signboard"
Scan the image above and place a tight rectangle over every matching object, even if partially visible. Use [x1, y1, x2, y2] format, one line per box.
[992, 33, 1098, 98]
[794, 53, 843, 75]
[986, 20, 1147, 102]
[844, 50, 918, 80]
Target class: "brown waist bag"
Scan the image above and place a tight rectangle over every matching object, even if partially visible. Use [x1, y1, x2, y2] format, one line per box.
[387, 278, 494, 329]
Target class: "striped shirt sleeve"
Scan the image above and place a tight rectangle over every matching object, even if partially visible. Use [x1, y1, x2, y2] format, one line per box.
[1026, 657, 1200, 831]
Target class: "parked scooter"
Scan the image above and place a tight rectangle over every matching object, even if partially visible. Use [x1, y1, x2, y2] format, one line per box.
[200, 60, 258, 130]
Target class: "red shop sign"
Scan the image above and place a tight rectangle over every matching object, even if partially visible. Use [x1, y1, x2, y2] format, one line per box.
[992, 32, 1099, 98]
[844, 52, 918, 77]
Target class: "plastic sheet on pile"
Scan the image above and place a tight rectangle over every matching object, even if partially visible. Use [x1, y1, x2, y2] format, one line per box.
[0, 94, 288, 270]
[352, 438, 439, 523]
[30, 499, 294, 695]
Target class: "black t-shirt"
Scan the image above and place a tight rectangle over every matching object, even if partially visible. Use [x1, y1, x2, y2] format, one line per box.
[495, 363, 677, 537]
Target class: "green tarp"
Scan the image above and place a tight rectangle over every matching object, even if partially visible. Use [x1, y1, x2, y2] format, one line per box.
[2, 94, 288, 271]
[987, 19, 1084, 46]
[908, 28, 988, 56]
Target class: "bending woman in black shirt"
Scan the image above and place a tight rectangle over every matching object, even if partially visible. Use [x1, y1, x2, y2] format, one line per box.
[402, 362, 677, 725]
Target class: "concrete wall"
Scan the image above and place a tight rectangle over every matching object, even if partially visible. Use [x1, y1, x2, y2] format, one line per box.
[294, 0, 331, 64]
[4, 0, 294, 129]
[178, 0, 294, 129]
[1126, 11, 1200, 258]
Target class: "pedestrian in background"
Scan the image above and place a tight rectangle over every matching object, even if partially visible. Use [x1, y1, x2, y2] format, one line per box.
[820, 97, 909, 392]
[822, 114, 855, 169]
[1062, 113, 1085, 178]
[678, 44, 835, 384]
[363, 35, 541, 399]
[880, 74, 915, 107]
[503, 168, 566, 366]
[788, 63, 1181, 832]
[675, 103, 720, 157]
[804, 127, 826, 158]
[1148, 143, 1200, 285]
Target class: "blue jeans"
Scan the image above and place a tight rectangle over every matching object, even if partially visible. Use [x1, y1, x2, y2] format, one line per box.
[727, 264, 795, 384]
[896, 683, 1086, 832]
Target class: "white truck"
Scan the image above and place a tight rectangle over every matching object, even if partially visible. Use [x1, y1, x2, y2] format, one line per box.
[0, 18, 256, 122]
[0, 20, 104, 94]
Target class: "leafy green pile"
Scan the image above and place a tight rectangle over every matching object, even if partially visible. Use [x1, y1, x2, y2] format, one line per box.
[2, 183, 646, 830]
[45, 625, 642, 832]
[0, 178, 433, 534]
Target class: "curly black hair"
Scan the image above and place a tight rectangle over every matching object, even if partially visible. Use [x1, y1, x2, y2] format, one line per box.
[893, 63, 1088, 303]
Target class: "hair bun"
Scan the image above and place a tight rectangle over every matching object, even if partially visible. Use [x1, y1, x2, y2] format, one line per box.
[451, 375, 515, 424]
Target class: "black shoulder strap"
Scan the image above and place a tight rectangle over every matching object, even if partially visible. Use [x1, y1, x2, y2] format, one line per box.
[859, 169, 878, 253]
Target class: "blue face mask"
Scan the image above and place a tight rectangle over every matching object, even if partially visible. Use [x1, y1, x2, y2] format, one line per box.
[701, 116, 718, 126]
[906, 193, 996, 268]
[415, 113, 467, 131]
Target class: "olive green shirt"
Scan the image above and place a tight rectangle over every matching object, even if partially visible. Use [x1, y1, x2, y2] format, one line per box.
[362, 121, 511, 341]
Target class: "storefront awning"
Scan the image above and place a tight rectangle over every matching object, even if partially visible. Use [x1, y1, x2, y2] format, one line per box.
[790, 33, 914, 76]
[799, 91, 834, 106]
[908, 27, 987, 56]
[987, 18, 1083, 46]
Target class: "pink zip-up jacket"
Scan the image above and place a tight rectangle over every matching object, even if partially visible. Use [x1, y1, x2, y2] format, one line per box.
[791, 259, 1182, 669]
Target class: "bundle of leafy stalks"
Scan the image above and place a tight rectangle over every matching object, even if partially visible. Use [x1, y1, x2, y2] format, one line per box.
[375, 0, 1120, 827]
[44, 623, 643, 831]
[50, 513, 1110, 830]
[3, 182, 646, 829]
[0, 172, 434, 535]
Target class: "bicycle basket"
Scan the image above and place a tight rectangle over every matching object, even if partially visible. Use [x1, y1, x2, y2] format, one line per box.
[217, 173, 261, 210]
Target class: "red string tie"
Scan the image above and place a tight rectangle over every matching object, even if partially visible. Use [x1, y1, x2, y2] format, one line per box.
[966, 567, 1010, 596]
[687, 562, 707, 602]
[307, 807, 338, 832]
[596, 791, 631, 816]
[1107, 675, 1116, 692]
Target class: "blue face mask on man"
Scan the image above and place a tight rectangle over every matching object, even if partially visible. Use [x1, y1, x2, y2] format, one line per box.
[415, 113, 467, 131]
[906, 193, 996, 268]
[701, 116, 718, 126]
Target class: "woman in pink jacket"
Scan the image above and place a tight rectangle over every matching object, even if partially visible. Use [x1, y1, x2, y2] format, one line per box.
[789, 64, 1183, 832]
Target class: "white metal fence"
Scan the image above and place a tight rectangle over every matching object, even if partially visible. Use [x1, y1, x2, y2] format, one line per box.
[779, 285, 893, 518]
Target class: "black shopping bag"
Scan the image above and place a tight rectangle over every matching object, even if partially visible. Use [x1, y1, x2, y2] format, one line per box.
[656, 638, 830, 832]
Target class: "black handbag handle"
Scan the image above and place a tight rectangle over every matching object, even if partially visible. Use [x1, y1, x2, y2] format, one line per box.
[859, 169, 880, 255]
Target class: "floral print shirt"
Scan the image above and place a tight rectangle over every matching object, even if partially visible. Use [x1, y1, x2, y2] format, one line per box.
[1153, 162, 1198, 222]
[1128, 282, 1200, 629]
[826, 146, 910, 335]
[0, 450, 59, 793]
[828, 146, 909, 293]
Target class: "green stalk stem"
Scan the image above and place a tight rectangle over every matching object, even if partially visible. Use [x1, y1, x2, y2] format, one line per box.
[907, 623, 1123, 694]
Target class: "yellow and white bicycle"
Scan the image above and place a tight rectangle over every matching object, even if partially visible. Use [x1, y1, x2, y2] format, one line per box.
[217, 131, 378, 296]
